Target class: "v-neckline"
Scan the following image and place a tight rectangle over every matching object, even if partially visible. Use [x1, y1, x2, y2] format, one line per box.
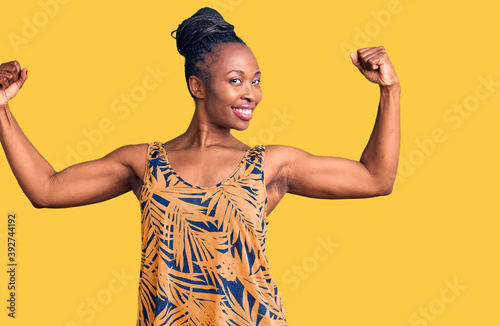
[159, 144, 253, 189]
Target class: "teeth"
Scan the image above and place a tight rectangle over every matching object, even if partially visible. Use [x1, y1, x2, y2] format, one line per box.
[232, 107, 252, 115]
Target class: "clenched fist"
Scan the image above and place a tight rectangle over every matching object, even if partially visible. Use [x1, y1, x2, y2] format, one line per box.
[350, 47, 399, 87]
[0, 61, 28, 107]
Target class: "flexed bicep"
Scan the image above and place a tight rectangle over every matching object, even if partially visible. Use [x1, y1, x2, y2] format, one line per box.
[274, 145, 390, 199]
[40, 145, 144, 208]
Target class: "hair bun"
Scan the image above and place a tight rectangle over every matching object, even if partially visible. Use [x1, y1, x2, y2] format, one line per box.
[172, 7, 246, 99]
[172, 7, 236, 57]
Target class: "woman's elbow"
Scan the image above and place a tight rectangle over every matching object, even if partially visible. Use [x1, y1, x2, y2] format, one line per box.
[369, 177, 395, 197]
[28, 191, 52, 208]
[378, 185, 394, 196]
[30, 197, 48, 209]
[374, 179, 395, 196]
[373, 171, 397, 196]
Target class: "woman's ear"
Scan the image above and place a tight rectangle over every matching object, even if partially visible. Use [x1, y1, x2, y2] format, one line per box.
[188, 75, 205, 99]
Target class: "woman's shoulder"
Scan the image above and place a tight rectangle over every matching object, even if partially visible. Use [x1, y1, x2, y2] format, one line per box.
[264, 144, 310, 161]
[111, 142, 150, 157]
[105, 142, 153, 171]
[108, 142, 157, 191]
[261, 144, 310, 176]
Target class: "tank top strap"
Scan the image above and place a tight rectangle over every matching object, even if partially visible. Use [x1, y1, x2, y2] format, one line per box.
[246, 144, 265, 165]
[237, 144, 266, 186]
[148, 141, 164, 160]
[143, 142, 167, 187]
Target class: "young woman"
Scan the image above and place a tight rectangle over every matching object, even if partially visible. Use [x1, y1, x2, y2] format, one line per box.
[0, 7, 400, 326]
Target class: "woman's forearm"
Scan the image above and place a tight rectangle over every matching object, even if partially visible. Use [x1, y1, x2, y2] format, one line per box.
[359, 84, 401, 193]
[0, 104, 56, 207]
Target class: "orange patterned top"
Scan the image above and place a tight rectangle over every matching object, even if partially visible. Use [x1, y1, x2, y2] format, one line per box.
[137, 142, 287, 326]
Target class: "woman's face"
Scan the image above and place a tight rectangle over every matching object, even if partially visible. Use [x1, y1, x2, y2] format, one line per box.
[200, 42, 262, 131]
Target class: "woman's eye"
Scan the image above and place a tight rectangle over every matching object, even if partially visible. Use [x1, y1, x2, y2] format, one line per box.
[229, 78, 260, 85]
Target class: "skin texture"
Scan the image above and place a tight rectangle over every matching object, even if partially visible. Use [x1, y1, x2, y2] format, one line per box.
[0, 43, 400, 216]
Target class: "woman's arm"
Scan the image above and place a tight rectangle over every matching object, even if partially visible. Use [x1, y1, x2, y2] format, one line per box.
[267, 46, 400, 200]
[0, 61, 142, 208]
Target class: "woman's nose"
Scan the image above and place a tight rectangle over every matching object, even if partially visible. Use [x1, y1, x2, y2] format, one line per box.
[241, 84, 255, 102]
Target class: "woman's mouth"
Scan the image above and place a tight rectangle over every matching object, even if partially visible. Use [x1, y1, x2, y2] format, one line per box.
[231, 106, 254, 120]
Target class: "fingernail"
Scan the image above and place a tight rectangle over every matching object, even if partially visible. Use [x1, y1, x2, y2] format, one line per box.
[26, 68, 28, 76]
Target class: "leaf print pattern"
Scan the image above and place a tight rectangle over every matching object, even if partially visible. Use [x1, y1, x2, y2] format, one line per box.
[137, 142, 287, 326]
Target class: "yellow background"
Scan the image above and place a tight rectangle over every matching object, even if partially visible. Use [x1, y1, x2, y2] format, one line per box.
[1, 0, 499, 325]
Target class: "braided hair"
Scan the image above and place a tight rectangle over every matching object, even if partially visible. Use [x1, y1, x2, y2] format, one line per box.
[171, 7, 246, 99]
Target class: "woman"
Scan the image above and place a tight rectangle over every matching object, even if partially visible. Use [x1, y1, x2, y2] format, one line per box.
[0, 7, 400, 326]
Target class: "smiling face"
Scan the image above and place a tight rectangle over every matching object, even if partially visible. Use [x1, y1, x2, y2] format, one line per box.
[194, 42, 262, 131]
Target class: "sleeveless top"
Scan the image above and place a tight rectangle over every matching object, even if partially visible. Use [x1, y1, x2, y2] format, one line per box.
[137, 142, 287, 326]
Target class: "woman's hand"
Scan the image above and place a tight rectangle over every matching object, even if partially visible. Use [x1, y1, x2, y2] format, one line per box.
[350, 46, 399, 87]
[0, 61, 28, 107]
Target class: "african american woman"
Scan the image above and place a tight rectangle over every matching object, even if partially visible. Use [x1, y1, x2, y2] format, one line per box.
[0, 7, 400, 326]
